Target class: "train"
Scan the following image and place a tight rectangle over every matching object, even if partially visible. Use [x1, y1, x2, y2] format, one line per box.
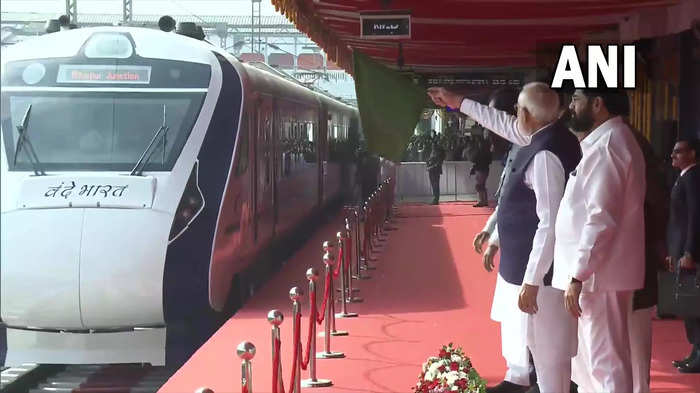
[0, 25, 361, 367]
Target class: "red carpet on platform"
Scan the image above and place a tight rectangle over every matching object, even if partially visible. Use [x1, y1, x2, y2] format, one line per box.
[160, 203, 700, 393]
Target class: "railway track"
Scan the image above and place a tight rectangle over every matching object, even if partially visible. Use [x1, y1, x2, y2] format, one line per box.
[1, 364, 174, 393]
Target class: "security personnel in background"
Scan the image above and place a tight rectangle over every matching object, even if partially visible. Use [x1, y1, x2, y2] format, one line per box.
[426, 133, 445, 205]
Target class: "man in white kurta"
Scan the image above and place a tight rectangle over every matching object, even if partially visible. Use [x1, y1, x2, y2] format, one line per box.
[553, 89, 646, 393]
[429, 83, 579, 393]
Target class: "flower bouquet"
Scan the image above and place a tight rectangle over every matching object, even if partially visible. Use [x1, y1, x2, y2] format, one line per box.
[413, 343, 487, 393]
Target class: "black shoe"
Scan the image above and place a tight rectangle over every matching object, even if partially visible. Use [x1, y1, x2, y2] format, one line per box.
[570, 381, 578, 393]
[672, 349, 697, 368]
[473, 202, 488, 207]
[430, 199, 439, 205]
[524, 381, 576, 393]
[524, 385, 539, 393]
[486, 381, 530, 393]
[678, 358, 700, 373]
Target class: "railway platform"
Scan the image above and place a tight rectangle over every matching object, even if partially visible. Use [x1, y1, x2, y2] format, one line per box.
[159, 201, 700, 393]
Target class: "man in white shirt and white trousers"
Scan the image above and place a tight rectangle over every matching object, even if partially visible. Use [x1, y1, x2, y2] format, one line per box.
[555, 88, 646, 393]
[429, 83, 581, 393]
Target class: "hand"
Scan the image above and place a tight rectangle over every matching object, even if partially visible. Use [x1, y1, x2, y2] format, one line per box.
[473, 231, 490, 254]
[427, 87, 465, 110]
[564, 281, 583, 318]
[679, 253, 696, 270]
[665, 256, 673, 272]
[518, 284, 539, 314]
[483, 244, 498, 272]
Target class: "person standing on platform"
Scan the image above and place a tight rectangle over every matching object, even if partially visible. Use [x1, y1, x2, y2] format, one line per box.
[429, 83, 582, 393]
[667, 137, 700, 374]
[570, 121, 670, 392]
[553, 88, 646, 393]
[427, 133, 445, 205]
[471, 136, 493, 207]
[472, 87, 537, 392]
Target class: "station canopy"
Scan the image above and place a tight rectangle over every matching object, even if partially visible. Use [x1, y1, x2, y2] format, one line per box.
[270, 0, 692, 161]
[270, 0, 685, 75]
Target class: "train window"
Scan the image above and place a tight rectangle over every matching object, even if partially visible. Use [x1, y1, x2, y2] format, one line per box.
[304, 122, 317, 163]
[234, 116, 249, 177]
[307, 123, 314, 142]
[1, 91, 205, 171]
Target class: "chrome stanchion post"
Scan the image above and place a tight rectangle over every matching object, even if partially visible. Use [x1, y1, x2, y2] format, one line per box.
[267, 310, 284, 393]
[289, 287, 303, 393]
[320, 246, 348, 337]
[343, 224, 363, 302]
[360, 202, 376, 271]
[237, 341, 256, 393]
[301, 268, 332, 387]
[317, 250, 345, 358]
[336, 232, 360, 316]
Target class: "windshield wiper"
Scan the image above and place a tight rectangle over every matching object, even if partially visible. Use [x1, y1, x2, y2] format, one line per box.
[13, 104, 46, 176]
[130, 105, 170, 176]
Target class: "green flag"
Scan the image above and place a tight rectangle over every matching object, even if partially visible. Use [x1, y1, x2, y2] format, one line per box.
[353, 50, 426, 162]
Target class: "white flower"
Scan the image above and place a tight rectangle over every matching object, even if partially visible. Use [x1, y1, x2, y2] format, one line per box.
[451, 386, 459, 391]
[429, 362, 442, 375]
[451, 354, 462, 362]
[445, 371, 460, 385]
[424, 370, 435, 381]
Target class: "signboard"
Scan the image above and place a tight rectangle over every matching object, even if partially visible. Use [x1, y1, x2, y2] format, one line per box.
[57, 64, 151, 84]
[18, 175, 155, 209]
[426, 76, 523, 87]
[360, 14, 410, 39]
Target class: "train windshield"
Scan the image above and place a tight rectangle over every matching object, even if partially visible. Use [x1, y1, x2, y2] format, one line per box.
[1, 90, 205, 172]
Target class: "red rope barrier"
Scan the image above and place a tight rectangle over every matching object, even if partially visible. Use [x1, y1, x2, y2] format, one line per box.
[316, 269, 331, 324]
[272, 338, 284, 393]
[289, 312, 301, 390]
[300, 288, 316, 370]
[333, 243, 343, 278]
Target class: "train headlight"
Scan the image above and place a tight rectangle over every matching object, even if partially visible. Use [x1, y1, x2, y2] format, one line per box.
[84, 33, 133, 59]
[169, 162, 205, 242]
[22, 63, 46, 85]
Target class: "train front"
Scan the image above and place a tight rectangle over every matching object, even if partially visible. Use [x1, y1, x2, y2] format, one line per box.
[0, 27, 225, 366]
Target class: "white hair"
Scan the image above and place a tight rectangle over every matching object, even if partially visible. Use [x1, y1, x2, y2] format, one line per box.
[519, 82, 560, 124]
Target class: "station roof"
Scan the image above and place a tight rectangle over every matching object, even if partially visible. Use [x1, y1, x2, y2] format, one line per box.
[270, 0, 682, 75]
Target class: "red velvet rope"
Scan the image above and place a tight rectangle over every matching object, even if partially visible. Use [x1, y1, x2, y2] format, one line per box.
[300, 288, 316, 370]
[333, 243, 343, 278]
[316, 269, 331, 324]
[272, 338, 284, 393]
[289, 312, 301, 391]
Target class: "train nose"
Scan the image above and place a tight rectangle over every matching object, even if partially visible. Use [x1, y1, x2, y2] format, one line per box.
[1, 175, 172, 330]
[1, 209, 85, 329]
[0, 208, 172, 330]
[79, 209, 171, 329]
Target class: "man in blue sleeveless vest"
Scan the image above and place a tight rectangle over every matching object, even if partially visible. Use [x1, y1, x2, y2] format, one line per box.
[473, 87, 534, 392]
[429, 83, 582, 393]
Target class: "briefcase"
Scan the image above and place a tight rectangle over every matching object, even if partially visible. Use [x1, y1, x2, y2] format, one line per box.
[658, 269, 700, 318]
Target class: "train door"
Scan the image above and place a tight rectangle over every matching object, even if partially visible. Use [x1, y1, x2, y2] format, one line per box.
[317, 105, 327, 207]
[271, 98, 279, 237]
[250, 107, 258, 242]
[256, 96, 275, 244]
